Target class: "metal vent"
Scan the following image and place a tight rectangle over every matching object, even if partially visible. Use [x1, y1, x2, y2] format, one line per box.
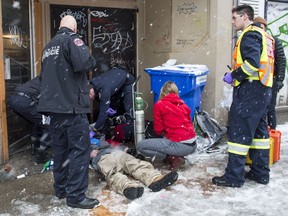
[238, 0, 260, 16]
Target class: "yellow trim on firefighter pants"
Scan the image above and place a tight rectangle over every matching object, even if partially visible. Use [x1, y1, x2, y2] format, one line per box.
[250, 138, 270, 149]
[228, 142, 250, 155]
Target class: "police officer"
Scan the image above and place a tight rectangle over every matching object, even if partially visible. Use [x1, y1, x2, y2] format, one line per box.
[90, 68, 135, 132]
[212, 5, 274, 187]
[8, 76, 51, 163]
[38, 15, 99, 209]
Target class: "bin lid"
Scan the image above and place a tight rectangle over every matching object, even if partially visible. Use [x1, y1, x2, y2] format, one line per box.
[145, 64, 209, 76]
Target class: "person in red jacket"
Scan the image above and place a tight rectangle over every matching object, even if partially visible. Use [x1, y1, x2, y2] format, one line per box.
[136, 81, 197, 170]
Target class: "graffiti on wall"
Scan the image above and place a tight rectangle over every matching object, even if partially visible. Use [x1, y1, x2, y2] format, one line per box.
[176, 2, 197, 15]
[172, 0, 209, 50]
[60, 9, 88, 27]
[8, 25, 27, 48]
[91, 26, 133, 55]
[90, 10, 135, 74]
[50, 5, 136, 75]
[267, 1, 288, 107]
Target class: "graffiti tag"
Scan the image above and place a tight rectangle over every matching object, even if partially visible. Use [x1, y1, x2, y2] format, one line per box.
[176, 39, 194, 48]
[60, 9, 87, 27]
[9, 25, 26, 48]
[90, 10, 109, 18]
[92, 26, 133, 54]
[177, 2, 197, 14]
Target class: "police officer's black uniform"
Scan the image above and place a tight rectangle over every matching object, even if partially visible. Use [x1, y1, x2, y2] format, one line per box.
[38, 26, 96, 205]
[8, 76, 51, 163]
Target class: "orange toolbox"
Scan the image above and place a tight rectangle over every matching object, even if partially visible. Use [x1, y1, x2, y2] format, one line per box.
[269, 129, 282, 162]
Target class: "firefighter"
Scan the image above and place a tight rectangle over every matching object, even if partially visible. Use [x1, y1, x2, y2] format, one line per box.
[38, 15, 99, 209]
[212, 5, 274, 187]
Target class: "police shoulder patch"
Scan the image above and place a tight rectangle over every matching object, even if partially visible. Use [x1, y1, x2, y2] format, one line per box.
[73, 38, 84, 46]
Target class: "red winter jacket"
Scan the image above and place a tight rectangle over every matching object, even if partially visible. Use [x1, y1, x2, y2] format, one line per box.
[153, 93, 196, 142]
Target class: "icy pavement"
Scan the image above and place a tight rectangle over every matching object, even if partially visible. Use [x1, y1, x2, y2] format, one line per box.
[0, 123, 288, 216]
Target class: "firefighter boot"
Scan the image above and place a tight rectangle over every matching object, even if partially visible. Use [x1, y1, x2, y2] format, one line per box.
[212, 153, 245, 187]
[212, 175, 243, 187]
[245, 172, 269, 185]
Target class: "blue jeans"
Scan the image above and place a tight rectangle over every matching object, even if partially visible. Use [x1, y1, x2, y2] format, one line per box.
[136, 138, 197, 160]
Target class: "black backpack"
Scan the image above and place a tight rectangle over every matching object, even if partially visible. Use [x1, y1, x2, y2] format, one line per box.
[194, 110, 227, 150]
[145, 121, 163, 139]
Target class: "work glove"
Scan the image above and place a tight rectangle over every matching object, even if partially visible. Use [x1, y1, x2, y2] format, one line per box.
[89, 131, 96, 139]
[276, 80, 284, 92]
[106, 107, 117, 116]
[223, 72, 233, 84]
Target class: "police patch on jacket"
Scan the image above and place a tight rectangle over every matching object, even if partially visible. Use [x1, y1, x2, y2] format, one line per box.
[73, 38, 84, 46]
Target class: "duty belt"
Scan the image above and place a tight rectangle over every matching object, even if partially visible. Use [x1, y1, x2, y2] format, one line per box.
[16, 92, 32, 100]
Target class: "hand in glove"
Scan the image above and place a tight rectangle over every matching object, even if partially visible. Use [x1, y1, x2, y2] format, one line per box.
[106, 107, 117, 116]
[276, 80, 284, 92]
[223, 72, 233, 84]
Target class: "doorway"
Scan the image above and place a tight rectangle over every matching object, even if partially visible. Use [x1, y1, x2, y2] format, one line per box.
[50, 5, 137, 76]
[50, 4, 137, 122]
[2, 0, 32, 155]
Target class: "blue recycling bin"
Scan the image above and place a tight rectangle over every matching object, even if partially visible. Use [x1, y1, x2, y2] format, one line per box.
[145, 64, 209, 118]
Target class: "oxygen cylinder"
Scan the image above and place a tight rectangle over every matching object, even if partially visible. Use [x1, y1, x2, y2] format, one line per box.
[135, 92, 145, 143]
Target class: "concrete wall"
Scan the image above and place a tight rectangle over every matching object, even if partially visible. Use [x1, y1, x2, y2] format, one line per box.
[136, 0, 172, 120]
[138, 0, 233, 125]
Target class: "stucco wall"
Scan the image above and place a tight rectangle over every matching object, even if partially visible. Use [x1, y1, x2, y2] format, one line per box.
[138, 0, 233, 125]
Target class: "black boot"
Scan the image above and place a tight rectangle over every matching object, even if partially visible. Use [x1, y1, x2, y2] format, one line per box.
[245, 172, 269, 185]
[123, 187, 144, 200]
[148, 171, 178, 192]
[67, 197, 99, 209]
[212, 175, 243, 187]
[35, 148, 51, 164]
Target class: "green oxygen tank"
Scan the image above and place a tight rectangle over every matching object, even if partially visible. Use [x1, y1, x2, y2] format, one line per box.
[135, 92, 145, 143]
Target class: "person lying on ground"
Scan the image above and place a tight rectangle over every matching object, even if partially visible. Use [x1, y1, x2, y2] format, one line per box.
[89, 138, 178, 200]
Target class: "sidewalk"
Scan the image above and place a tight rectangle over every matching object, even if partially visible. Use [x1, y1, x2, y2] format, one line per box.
[0, 111, 288, 215]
